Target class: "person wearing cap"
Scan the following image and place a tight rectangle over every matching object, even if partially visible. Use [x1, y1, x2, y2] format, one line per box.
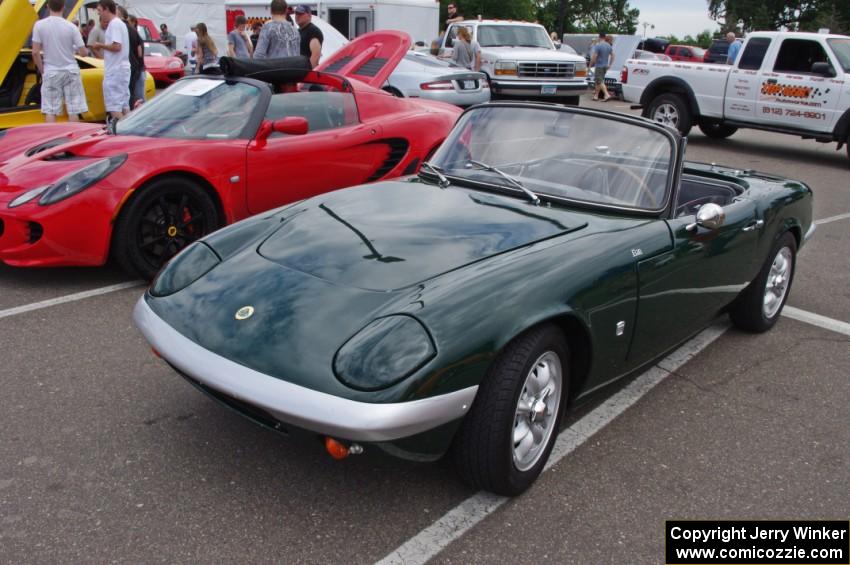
[228, 15, 254, 58]
[254, 0, 300, 59]
[294, 5, 322, 68]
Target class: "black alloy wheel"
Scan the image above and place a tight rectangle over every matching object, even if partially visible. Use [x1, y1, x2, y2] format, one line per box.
[113, 177, 219, 279]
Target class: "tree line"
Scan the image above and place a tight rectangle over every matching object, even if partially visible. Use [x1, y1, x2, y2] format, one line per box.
[438, 0, 849, 39]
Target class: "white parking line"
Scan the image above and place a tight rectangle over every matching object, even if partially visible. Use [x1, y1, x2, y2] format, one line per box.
[0, 281, 143, 320]
[782, 306, 850, 337]
[815, 212, 850, 226]
[375, 322, 730, 565]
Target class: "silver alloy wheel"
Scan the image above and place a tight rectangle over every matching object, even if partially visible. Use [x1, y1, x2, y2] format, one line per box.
[763, 246, 792, 319]
[512, 351, 562, 472]
[653, 103, 679, 128]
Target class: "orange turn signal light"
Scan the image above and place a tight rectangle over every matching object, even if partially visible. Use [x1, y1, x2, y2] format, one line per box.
[575, 69, 587, 77]
[325, 437, 350, 460]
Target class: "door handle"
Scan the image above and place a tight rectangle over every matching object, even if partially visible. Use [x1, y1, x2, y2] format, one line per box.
[742, 220, 764, 232]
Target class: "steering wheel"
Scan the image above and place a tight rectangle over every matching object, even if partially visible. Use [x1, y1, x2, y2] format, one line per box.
[578, 163, 658, 208]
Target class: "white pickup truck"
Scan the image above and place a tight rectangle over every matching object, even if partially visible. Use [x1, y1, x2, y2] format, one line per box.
[621, 31, 850, 160]
[439, 20, 588, 104]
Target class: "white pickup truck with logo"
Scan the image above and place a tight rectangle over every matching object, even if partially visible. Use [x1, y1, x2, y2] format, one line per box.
[621, 31, 850, 161]
[439, 20, 588, 104]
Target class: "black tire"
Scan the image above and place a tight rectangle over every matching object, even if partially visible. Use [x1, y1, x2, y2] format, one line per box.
[112, 177, 220, 280]
[646, 92, 693, 136]
[453, 325, 569, 496]
[561, 96, 580, 106]
[698, 118, 737, 139]
[382, 86, 404, 98]
[730, 232, 797, 332]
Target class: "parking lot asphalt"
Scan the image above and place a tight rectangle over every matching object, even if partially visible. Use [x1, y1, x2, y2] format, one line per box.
[1, 93, 848, 564]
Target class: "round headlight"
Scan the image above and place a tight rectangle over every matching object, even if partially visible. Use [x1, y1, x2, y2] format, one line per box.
[150, 242, 220, 297]
[334, 315, 436, 391]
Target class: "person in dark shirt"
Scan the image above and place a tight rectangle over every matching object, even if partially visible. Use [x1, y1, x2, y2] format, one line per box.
[250, 22, 262, 50]
[293, 4, 322, 68]
[118, 7, 145, 108]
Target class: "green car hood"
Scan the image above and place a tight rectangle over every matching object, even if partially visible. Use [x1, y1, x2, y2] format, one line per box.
[258, 180, 587, 291]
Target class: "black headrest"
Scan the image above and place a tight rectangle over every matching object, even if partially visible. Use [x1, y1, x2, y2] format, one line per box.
[218, 56, 312, 83]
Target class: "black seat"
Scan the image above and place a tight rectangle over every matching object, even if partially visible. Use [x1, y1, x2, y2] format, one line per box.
[0, 56, 27, 109]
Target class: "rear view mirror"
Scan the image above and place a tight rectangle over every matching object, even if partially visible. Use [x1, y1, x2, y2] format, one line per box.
[273, 117, 309, 135]
[686, 203, 726, 232]
[811, 62, 835, 77]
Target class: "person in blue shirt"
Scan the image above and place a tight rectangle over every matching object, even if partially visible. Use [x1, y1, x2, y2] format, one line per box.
[726, 32, 742, 65]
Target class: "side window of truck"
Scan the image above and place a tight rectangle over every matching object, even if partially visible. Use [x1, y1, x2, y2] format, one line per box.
[445, 26, 457, 48]
[737, 38, 771, 70]
[773, 39, 830, 74]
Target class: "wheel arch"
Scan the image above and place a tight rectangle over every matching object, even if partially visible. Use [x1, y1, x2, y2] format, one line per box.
[111, 170, 226, 233]
[640, 77, 701, 118]
[488, 310, 593, 407]
[832, 107, 850, 147]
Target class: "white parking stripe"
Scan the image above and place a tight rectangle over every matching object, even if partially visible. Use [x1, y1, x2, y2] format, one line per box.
[782, 306, 850, 337]
[815, 213, 850, 226]
[0, 281, 143, 320]
[375, 322, 730, 565]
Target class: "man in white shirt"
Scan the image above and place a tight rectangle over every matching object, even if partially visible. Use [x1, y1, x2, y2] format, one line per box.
[86, 16, 108, 58]
[31, 0, 89, 122]
[183, 26, 198, 74]
[91, 0, 131, 119]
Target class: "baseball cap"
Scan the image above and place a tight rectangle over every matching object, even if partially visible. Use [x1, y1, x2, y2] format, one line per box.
[294, 4, 310, 14]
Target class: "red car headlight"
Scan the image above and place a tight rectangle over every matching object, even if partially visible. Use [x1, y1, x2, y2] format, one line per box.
[38, 154, 127, 206]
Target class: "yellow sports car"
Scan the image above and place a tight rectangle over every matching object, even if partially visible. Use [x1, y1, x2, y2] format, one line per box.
[0, 0, 154, 129]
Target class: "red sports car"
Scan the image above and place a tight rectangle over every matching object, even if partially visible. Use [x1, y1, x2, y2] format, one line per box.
[144, 41, 184, 86]
[0, 32, 461, 278]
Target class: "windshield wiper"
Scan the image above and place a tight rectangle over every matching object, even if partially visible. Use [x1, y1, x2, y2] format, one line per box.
[466, 159, 540, 205]
[419, 161, 450, 188]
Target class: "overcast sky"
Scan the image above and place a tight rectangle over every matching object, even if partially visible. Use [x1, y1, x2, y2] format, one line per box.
[631, 0, 721, 38]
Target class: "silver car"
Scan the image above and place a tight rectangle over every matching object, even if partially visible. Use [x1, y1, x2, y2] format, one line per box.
[383, 52, 490, 107]
[313, 18, 490, 107]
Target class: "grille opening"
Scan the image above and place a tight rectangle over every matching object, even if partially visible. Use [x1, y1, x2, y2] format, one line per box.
[0, 218, 4, 238]
[175, 368, 290, 436]
[41, 151, 86, 161]
[518, 62, 575, 79]
[27, 222, 43, 244]
[24, 137, 71, 157]
[366, 138, 409, 182]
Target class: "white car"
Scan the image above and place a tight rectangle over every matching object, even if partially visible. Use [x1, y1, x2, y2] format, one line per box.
[313, 18, 489, 107]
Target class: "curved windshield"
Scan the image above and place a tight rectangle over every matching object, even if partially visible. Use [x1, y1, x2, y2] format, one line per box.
[430, 106, 674, 211]
[827, 38, 850, 72]
[478, 25, 552, 49]
[116, 78, 262, 140]
[144, 42, 171, 57]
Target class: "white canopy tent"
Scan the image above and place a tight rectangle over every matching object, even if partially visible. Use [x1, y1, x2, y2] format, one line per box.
[123, 0, 229, 53]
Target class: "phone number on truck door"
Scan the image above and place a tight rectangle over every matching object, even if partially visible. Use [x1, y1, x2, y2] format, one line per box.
[762, 106, 826, 120]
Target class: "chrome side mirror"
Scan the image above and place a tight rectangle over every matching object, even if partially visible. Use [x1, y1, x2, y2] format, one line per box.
[686, 203, 725, 232]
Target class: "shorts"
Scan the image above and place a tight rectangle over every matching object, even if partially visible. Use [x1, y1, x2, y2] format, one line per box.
[594, 66, 609, 85]
[103, 66, 131, 113]
[41, 70, 88, 116]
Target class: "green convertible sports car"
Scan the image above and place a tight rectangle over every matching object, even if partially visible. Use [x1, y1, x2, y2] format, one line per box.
[135, 103, 813, 496]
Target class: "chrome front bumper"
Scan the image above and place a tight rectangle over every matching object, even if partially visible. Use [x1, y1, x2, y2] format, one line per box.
[490, 79, 587, 97]
[133, 298, 478, 442]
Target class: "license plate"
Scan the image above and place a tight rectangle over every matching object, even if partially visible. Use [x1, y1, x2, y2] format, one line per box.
[462, 80, 476, 90]
[541, 85, 557, 94]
